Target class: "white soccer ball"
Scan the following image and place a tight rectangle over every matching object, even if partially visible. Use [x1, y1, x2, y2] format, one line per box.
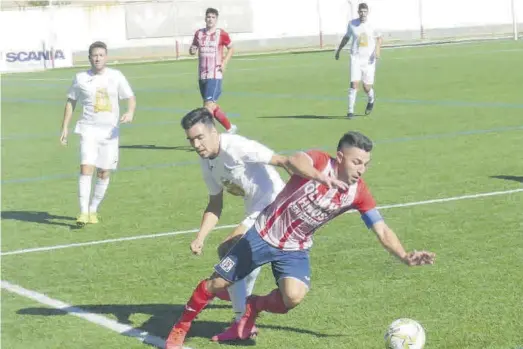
[384, 318, 426, 349]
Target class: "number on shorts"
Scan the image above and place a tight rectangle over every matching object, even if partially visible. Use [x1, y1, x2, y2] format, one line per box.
[358, 33, 369, 47]
[94, 88, 112, 113]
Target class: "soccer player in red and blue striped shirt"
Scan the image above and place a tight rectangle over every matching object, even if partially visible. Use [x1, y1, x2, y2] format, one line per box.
[190, 7, 237, 133]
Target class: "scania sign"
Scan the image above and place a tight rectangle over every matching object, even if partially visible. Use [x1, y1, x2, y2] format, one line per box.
[6, 50, 66, 63]
[1, 47, 73, 73]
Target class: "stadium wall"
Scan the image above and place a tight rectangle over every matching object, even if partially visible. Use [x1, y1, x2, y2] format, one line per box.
[0, 0, 521, 70]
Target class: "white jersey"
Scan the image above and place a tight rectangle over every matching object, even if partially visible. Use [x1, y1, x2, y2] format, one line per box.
[200, 134, 285, 217]
[345, 18, 381, 59]
[67, 67, 134, 138]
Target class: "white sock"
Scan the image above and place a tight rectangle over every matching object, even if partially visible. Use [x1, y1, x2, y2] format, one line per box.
[244, 267, 261, 296]
[367, 88, 375, 103]
[79, 174, 92, 214]
[89, 177, 110, 213]
[348, 88, 357, 113]
[227, 279, 248, 321]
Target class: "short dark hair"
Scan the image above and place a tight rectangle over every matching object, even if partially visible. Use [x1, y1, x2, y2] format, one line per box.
[358, 2, 369, 10]
[88, 41, 107, 56]
[180, 107, 216, 130]
[337, 131, 373, 152]
[206, 7, 219, 16]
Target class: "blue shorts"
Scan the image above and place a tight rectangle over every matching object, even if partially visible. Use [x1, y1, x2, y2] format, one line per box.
[199, 79, 222, 102]
[214, 227, 311, 288]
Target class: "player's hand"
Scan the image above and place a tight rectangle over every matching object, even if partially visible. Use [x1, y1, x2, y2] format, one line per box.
[60, 128, 68, 146]
[335, 50, 341, 60]
[190, 237, 205, 255]
[219, 63, 227, 73]
[120, 112, 134, 124]
[404, 250, 436, 266]
[318, 174, 349, 191]
[189, 45, 198, 55]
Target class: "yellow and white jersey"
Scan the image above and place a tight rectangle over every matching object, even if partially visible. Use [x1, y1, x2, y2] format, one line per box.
[67, 67, 134, 137]
[345, 18, 382, 59]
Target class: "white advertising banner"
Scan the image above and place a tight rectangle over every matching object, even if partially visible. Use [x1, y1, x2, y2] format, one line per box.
[0, 47, 73, 73]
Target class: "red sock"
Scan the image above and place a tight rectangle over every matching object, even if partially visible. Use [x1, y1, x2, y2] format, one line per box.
[175, 280, 215, 328]
[213, 106, 232, 130]
[254, 289, 289, 314]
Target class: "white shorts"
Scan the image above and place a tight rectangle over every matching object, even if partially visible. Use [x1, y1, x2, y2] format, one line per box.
[241, 210, 260, 229]
[241, 190, 281, 229]
[76, 124, 119, 170]
[350, 56, 376, 85]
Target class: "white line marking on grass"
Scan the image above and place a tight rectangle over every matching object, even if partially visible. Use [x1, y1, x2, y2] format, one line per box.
[1, 280, 192, 349]
[2, 63, 314, 81]
[2, 188, 522, 257]
[1, 225, 237, 256]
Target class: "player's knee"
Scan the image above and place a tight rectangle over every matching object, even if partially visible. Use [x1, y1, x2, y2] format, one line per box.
[204, 101, 216, 112]
[281, 284, 308, 309]
[206, 273, 231, 293]
[80, 165, 95, 176]
[363, 84, 373, 93]
[350, 81, 359, 89]
[97, 169, 110, 179]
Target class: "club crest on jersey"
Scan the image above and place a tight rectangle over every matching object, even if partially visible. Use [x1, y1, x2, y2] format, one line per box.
[222, 180, 245, 196]
[219, 257, 235, 272]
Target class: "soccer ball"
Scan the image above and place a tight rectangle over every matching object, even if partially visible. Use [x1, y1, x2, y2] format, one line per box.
[384, 318, 426, 349]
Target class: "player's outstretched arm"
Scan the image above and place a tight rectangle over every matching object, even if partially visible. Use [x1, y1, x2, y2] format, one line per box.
[191, 191, 224, 255]
[284, 152, 348, 190]
[371, 221, 435, 266]
[268, 154, 293, 176]
[60, 98, 76, 145]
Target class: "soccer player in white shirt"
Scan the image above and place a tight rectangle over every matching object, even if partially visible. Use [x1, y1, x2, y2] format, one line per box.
[175, 107, 288, 342]
[59, 41, 136, 226]
[335, 3, 383, 119]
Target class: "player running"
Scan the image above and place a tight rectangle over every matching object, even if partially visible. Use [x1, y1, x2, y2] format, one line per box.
[190, 7, 237, 133]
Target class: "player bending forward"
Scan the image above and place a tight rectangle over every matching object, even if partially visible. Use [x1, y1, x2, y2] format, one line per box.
[165, 130, 435, 348]
[180, 107, 288, 341]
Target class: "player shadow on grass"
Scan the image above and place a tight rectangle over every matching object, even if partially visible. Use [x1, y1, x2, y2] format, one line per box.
[18, 303, 343, 345]
[0, 211, 78, 229]
[258, 114, 366, 120]
[490, 175, 523, 183]
[119, 144, 193, 151]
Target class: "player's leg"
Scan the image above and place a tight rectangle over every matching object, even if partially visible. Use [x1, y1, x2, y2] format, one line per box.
[362, 62, 376, 115]
[348, 56, 362, 118]
[215, 224, 248, 302]
[166, 227, 266, 348]
[77, 135, 98, 226]
[88, 137, 118, 223]
[165, 273, 232, 349]
[212, 215, 263, 341]
[202, 79, 236, 133]
[237, 248, 311, 340]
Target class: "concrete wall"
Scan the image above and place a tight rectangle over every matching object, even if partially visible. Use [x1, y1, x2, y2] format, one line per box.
[1, 0, 521, 65]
